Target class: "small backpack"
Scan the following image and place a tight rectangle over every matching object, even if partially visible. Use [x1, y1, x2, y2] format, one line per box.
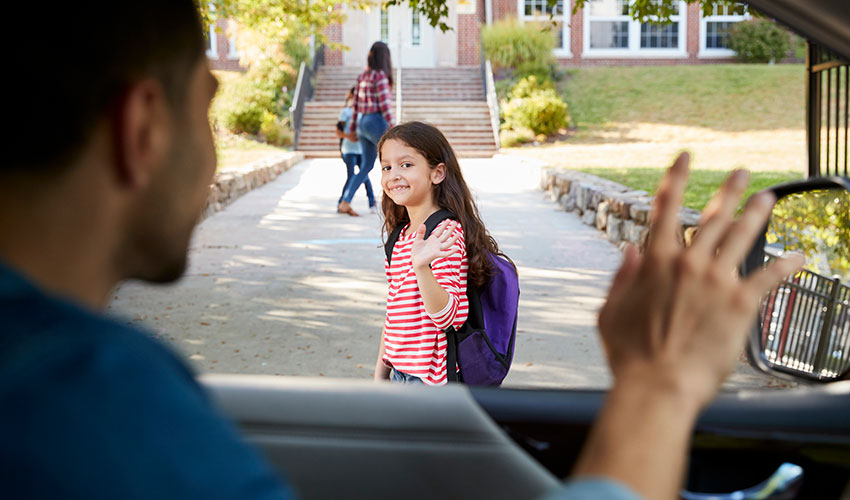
[384, 210, 519, 386]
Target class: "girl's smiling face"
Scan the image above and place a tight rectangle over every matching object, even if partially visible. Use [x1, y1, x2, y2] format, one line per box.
[380, 139, 445, 209]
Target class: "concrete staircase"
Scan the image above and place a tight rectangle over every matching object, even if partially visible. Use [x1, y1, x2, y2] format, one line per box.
[296, 66, 498, 157]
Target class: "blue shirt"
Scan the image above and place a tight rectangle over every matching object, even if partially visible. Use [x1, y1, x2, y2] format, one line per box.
[0, 262, 293, 499]
[338, 107, 362, 155]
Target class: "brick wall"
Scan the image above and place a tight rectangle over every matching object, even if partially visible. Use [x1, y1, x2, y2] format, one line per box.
[686, 2, 700, 62]
[324, 10, 344, 66]
[457, 14, 481, 65]
[208, 18, 244, 72]
[457, 0, 486, 65]
[492, 0, 514, 22]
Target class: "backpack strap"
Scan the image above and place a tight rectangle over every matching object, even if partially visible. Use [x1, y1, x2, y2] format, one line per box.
[384, 210, 457, 266]
[384, 225, 404, 265]
[423, 209, 458, 241]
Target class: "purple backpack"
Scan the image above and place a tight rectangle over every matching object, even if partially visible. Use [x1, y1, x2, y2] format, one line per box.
[384, 210, 519, 386]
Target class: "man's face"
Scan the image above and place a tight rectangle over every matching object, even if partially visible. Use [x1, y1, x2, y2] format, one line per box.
[129, 59, 219, 283]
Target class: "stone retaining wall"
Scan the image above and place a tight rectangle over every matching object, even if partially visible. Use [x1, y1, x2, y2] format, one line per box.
[540, 168, 701, 249]
[203, 152, 304, 219]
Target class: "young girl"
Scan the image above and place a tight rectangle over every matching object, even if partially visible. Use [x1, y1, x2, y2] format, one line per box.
[374, 121, 506, 385]
[335, 87, 376, 213]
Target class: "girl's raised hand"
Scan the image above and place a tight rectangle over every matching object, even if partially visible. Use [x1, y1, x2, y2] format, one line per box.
[410, 220, 461, 270]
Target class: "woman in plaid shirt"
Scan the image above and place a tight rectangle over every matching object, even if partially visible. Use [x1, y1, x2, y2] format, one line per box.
[338, 41, 396, 217]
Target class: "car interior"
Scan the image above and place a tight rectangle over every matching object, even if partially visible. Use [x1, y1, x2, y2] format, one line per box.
[200, 0, 850, 498]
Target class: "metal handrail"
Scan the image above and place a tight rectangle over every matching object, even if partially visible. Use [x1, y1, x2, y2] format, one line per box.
[289, 45, 324, 148]
[289, 61, 312, 148]
[396, 66, 402, 124]
[484, 60, 501, 150]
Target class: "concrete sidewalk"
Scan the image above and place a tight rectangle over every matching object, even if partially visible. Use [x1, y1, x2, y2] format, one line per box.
[110, 155, 776, 390]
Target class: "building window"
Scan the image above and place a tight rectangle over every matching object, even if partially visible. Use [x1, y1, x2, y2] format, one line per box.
[584, 0, 686, 57]
[640, 21, 678, 48]
[380, 7, 389, 43]
[205, 24, 218, 59]
[705, 21, 734, 49]
[411, 10, 421, 46]
[518, 0, 571, 56]
[700, 2, 748, 55]
[590, 21, 628, 48]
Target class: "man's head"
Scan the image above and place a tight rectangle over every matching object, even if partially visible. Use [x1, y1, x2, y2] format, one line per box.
[4, 1, 218, 288]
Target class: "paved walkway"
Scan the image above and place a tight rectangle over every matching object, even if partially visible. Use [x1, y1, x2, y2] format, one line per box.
[110, 156, 776, 390]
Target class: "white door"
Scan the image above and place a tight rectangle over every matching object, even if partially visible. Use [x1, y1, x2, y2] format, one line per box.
[377, 5, 435, 68]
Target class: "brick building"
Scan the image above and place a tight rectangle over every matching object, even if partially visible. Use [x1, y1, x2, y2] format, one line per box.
[323, 0, 749, 68]
[206, 17, 244, 71]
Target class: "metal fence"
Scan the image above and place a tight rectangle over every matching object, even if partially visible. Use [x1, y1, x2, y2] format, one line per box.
[761, 267, 850, 379]
[807, 42, 850, 177]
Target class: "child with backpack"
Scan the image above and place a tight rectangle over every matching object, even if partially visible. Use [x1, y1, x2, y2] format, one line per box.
[335, 87, 376, 215]
[375, 121, 518, 386]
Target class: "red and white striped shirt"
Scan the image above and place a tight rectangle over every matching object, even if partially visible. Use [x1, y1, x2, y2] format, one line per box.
[350, 69, 395, 133]
[383, 220, 468, 385]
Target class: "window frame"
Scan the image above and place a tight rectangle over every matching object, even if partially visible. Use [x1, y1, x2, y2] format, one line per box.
[226, 20, 242, 61]
[517, 0, 572, 58]
[582, 0, 687, 58]
[206, 23, 218, 59]
[699, 3, 750, 58]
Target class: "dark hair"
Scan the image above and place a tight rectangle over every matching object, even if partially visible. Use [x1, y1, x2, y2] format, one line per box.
[346, 86, 357, 102]
[367, 41, 393, 87]
[5, 1, 205, 173]
[378, 121, 512, 287]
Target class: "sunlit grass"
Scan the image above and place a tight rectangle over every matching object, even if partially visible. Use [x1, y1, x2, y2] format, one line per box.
[576, 167, 803, 211]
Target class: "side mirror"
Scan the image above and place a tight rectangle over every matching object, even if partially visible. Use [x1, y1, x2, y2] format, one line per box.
[743, 177, 850, 382]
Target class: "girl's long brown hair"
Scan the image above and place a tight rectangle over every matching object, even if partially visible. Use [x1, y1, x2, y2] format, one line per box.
[378, 121, 512, 287]
[367, 41, 393, 87]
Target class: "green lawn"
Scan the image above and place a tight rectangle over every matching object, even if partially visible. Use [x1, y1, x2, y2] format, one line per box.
[560, 64, 805, 132]
[577, 167, 804, 211]
[216, 130, 291, 171]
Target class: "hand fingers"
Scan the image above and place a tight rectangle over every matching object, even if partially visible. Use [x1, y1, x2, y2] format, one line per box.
[647, 153, 690, 259]
[607, 244, 642, 301]
[715, 191, 776, 272]
[743, 253, 805, 302]
[436, 221, 459, 242]
[441, 232, 461, 250]
[415, 223, 427, 240]
[690, 170, 749, 258]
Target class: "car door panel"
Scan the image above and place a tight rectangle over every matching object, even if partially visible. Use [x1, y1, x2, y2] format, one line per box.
[201, 375, 559, 500]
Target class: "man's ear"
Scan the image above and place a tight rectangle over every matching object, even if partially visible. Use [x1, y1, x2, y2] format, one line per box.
[113, 79, 171, 189]
[431, 163, 447, 185]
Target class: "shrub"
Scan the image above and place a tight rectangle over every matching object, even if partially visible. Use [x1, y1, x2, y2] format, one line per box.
[210, 23, 309, 140]
[259, 112, 293, 147]
[500, 127, 535, 147]
[508, 75, 555, 100]
[729, 19, 791, 63]
[501, 76, 568, 137]
[495, 77, 518, 102]
[482, 20, 556, 80]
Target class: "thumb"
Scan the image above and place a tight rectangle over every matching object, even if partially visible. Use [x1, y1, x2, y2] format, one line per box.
[416, 224, 427, 241]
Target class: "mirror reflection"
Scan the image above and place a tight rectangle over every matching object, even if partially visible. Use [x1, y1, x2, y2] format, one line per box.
[759, 188, 850, 379]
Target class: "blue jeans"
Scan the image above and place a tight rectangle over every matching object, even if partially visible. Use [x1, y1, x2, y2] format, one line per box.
[339, 153, 375, 206]
[341, 113, 388, 204]
[391, 369, 424, 384]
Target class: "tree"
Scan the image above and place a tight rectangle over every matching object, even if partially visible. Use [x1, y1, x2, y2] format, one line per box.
[205, 0, 749, 37]
[382, 0, 747, 32]
[767, 189, 850, 282]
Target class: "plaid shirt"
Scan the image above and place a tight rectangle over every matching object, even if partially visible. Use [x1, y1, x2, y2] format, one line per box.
[350, 69, 395, 133]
